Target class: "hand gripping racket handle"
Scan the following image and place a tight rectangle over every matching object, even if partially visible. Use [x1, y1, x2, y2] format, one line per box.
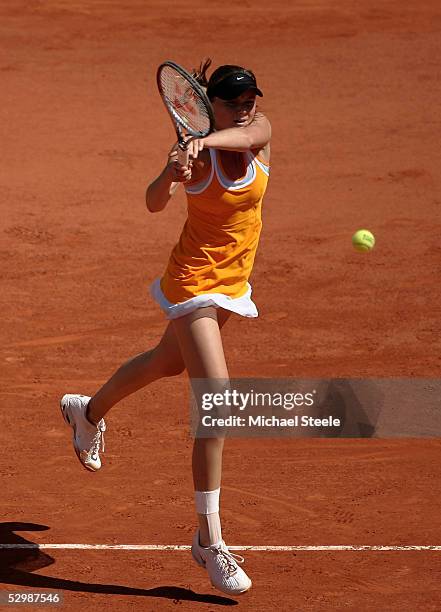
[177, 144, 189, 166]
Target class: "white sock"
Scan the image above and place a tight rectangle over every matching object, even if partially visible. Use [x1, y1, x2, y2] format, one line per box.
[195, 488, 222, 547]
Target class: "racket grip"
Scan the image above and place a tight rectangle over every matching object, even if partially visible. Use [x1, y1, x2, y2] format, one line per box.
[177, 145, 189, 166]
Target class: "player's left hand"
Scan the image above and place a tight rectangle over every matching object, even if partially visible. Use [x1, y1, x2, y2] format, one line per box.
[185, 137, 205, 161]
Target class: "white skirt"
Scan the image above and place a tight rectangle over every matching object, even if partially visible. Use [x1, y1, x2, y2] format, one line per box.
[150, 278, 258, 320]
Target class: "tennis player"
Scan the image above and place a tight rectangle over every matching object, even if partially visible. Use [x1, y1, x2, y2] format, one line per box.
[61, 58, 270, 596]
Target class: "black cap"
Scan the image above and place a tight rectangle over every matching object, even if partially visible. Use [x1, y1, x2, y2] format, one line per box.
[207, 71, 263, 101]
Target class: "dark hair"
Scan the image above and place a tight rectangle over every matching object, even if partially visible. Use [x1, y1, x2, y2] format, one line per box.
[191, 57, 212, 88]
[192, 58, 257, 101]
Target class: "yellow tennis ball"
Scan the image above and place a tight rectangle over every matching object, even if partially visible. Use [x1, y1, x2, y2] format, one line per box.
[352, 229, 375, 252]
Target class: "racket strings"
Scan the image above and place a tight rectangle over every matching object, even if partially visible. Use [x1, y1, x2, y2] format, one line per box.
[159, 66, 211, 136]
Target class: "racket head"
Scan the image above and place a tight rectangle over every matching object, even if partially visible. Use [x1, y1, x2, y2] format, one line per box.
[156, 61, 215, 140]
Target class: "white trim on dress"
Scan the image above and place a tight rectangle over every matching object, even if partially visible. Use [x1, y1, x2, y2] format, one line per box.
[254, 156, 270, 177]
[184, 149, 216, 194]
[184, 148, 263, 194]
[213, 150, 256, 191]
[150, 278, 258, 320]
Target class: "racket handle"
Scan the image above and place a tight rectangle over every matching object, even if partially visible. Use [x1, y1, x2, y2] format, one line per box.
[177, 145, 189, 166]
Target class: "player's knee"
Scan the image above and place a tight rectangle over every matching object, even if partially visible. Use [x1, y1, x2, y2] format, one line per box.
[152, 344, 185, 378]
[163, 360, 186, 377]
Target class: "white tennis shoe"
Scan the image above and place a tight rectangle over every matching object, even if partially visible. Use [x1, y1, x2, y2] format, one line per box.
[60, 394, 105, 472]
[191, 530, 252, 595]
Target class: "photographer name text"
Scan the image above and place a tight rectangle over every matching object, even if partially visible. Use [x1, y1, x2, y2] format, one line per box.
[201, 415, 341, 428]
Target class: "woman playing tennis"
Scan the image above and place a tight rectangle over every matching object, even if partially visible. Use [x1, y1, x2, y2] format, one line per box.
[61, 58, 271, 596]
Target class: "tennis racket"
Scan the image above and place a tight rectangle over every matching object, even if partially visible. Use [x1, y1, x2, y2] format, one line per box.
[156, 60, 215, 167]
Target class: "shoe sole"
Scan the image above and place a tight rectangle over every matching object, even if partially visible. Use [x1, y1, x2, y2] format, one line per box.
[60, 396, 99, 473]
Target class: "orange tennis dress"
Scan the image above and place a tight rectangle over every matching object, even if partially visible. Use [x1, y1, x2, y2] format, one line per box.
[150, 147, 270, 319]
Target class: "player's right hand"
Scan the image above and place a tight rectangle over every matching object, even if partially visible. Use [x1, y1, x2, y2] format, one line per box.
[166, 148, 192, 183]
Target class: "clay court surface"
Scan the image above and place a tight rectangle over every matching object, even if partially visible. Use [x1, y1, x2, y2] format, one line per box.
[1, 1, 441, 609]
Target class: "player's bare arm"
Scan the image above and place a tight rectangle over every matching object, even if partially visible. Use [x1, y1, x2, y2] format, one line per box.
[188, 112, 271, 156]
[146, 145, 192, 213]
[205, 112, 271, 151]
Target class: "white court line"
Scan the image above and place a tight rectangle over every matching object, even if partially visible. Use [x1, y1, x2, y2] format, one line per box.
[0, 544, 440, 551]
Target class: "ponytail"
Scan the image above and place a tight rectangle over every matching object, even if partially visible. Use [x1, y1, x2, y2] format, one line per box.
[191, 57, 212, 87]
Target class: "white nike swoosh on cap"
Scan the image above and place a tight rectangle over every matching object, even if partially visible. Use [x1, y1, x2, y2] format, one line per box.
[236, 76, 245, 80]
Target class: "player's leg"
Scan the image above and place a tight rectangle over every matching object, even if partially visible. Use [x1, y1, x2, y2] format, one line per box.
[87, 308, 231, 423]
[171, 306, 229, 514]
[86, 322, 185, 424]
[61, 310, 231, 472]
[172, 306, 252, 595]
